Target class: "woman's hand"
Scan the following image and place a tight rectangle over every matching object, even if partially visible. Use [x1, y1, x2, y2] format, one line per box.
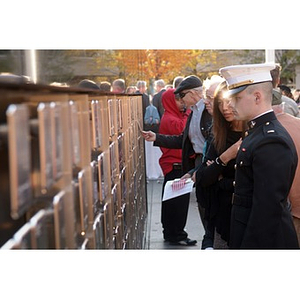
[219, 138, 242, 165]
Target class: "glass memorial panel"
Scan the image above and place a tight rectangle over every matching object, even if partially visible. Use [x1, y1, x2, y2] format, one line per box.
[78, 170, 89, 235]
[69, 100, 81, 167]
[6, 104, 33, 219]
[116, 98, 123, 131]
[107, 99, 115, 137]
[98, 152, 109, 203]
[37, 102, 54, 191]
[90, 160, 100, 215]
[93, 212, 105, 249]
[53, 190, 66, 249]
[30, 209, 55, 249]
[109, 142, 117, 187]
[91, 100, 102, 149]
[118, 133, 125, 172]
[111, 184, 118, 222]
[103, 202, 110, 249]
[50, 102, 63, 181]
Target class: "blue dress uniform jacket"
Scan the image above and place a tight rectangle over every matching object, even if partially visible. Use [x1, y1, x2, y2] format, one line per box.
[154, 108, 212, 174]
[230, 111, 299, 249]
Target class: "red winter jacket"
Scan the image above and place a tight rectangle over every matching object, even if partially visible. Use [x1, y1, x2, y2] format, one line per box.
[158, 88, 190, 175]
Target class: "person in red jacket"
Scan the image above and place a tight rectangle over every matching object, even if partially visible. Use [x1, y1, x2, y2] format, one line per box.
[159, 88, 197, 246]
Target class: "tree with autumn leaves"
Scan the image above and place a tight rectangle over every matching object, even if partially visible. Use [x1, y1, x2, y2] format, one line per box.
[113, 49, 220, 85]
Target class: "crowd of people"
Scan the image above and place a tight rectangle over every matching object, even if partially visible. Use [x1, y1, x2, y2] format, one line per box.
[142, 63, 300, 250]
[76, 63, 300, 249]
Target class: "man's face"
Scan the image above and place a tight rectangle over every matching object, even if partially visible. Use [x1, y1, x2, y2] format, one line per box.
[179, 88, 202, 107]
[139, 86, 146, 93]
[203, 89, 214, 115]
[112, 85, 122, 93]
[155, 84, 162, 92]
[228, 87, 255, 121]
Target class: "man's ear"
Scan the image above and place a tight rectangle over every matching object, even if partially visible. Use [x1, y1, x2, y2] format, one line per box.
[254, 91, 262, 104]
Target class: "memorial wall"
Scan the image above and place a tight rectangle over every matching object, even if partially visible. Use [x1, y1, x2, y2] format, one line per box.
[0, 83, 147, 249]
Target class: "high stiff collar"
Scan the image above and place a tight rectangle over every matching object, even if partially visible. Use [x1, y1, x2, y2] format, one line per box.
[247, 110, 277, 130]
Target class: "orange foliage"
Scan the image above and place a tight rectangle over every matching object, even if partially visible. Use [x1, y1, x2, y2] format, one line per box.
[114, 49, 217, 84]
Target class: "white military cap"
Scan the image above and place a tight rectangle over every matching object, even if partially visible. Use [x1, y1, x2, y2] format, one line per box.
[219, 63, 276, 96]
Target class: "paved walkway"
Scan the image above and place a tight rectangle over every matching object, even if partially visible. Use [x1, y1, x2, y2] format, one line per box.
[145, 178, 205, 250]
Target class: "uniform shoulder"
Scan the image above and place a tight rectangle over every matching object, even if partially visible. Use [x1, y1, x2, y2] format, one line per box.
[260, 119, 295, 146]
[262, 120, 277, 135]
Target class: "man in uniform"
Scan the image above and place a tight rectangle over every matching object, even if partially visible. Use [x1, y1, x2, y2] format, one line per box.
[219, 63, 299, 249]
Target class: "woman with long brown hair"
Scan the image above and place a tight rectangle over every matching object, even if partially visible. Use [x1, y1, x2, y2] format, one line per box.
[195, 81, 246, 249]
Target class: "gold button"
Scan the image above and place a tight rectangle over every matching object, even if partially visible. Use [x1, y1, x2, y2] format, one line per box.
[233, 181, 235, 187]
[240, 161, 243, 166]
[266, 122, 270, 125]
[234, 164, 237, 169]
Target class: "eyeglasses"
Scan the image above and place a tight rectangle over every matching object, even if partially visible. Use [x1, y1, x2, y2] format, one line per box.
[179, 90, 192, 99]
[204, 95, 214, 102]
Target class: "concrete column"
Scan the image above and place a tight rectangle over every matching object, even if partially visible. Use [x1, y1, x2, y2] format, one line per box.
[265, 49, 275, 63]
[24, 50, 37, 83]
[295, 65, 300, 89]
